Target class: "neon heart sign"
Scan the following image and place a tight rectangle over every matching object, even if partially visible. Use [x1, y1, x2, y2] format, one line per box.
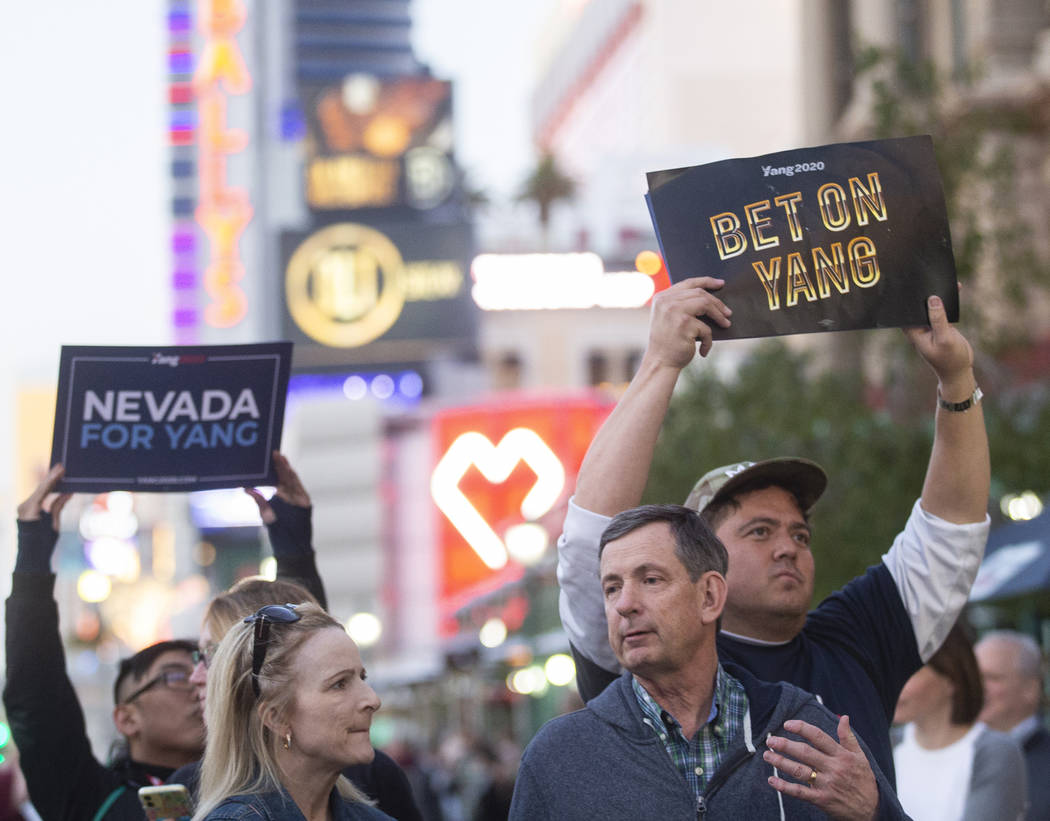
[431, 427, 566, 569]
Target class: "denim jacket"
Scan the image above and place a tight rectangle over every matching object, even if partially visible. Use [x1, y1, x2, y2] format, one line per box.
[202, 786, 394, 820]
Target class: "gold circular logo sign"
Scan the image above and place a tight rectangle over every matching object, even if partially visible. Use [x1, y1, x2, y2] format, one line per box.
[285, 224, 407, 347]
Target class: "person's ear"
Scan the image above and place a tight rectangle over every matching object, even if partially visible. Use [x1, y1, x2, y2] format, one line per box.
[113, 702, 141, 740]
[257, 701, 286, 737]
[698, 571, 727, 626]
[1021, 677, 1042, 713]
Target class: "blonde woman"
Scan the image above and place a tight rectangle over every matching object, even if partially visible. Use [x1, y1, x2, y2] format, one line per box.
[172, 452, 421, 820]
[193, 602, 393, 821]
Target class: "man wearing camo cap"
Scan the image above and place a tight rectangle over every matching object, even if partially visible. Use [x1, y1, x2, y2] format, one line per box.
[557, 277, 990, 816]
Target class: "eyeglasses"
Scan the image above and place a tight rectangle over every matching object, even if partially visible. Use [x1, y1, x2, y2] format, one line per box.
[122, 669, 193, 703]
[244, 604, 301, 698]
[191, 645, 217, 669]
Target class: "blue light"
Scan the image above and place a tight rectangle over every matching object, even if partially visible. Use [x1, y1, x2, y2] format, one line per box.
[343, 375, 368, 400]
[399, 371, 423, 398]
[371, 374, 395, 399]
[279, 102, 306, 141]
[170, 109, 195, 129]
[288, 370, 423, 405]
[172, 197, 195, 217]
[169, 51, 193, 74]
[168, 10, 192, 35]
[171, 159, 195, 179]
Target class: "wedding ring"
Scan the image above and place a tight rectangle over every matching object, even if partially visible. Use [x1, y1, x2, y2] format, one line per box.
[807, 770, 818, 787]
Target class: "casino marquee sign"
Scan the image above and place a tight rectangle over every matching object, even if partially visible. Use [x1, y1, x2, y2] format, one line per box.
[281, 221, 477, 366]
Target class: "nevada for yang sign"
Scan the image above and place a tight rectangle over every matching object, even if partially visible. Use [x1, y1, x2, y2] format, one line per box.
[50, 343, 292, 492]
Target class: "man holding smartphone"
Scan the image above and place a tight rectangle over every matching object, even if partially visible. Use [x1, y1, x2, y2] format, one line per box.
[4, 465, 205, 820]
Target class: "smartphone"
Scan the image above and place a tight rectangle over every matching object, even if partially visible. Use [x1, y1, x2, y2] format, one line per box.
[138, 784, 194, 821]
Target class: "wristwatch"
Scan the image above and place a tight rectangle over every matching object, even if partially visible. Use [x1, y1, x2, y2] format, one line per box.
[938, 386, 983, 412]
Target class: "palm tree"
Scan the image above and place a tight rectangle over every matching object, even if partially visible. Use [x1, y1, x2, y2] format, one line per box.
[517, 152, 576, 247]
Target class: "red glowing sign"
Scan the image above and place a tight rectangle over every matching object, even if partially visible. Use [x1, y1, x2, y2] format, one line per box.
[194, 0, 252, 329]
[430, 396, 612, 634]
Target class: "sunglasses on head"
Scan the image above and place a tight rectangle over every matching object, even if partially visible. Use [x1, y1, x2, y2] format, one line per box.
[244, 604, 301, 698]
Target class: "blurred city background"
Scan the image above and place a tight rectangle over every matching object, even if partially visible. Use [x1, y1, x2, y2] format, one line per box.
[2, 0, 1050, 815]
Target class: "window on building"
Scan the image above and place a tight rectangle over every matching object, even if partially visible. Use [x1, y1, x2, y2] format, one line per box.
[897, 0, 926, 66]
[587, 352, 609, 386]
[828, 1, 854, 119]
[625, 349, 644, 381]
[950, 0, 968, 79]
[494, 352, 523, 390]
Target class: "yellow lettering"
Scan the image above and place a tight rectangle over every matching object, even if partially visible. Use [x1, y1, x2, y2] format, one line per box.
[194, 0, 251, 331]
[198, 91, 248, 155]
[848, 237, 880, 287]
[313, 249, 379, 321]
[307, 157, 400, 209]
[745, 200, 778, 251]
[201, 259, 244, 295]
[849, 172, 887, 226]
[811, 243, 849, 299]
[403, 262, 464, 301]
[195, 0, 251, 93]
[818, 183, 851, 231]
[710, 212, 747, 260]
[197, 202, 251, 258]
[774, 192, 804, 241]
[195, 40, 251, 94]
[752, 257, 782, 310]
[200, 0, 246, 35]
[204, 280, 248, 328]
[785, 252, 817, 307]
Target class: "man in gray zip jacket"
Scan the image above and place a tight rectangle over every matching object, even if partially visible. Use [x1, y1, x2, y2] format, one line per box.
[510, 505, 905, 820]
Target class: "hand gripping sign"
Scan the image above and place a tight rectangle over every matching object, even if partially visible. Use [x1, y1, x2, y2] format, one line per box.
[645, 135, 959, 339]
[50, 343, 292, 492]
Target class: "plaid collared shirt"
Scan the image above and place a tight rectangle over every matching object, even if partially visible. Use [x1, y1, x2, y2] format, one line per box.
[632, 665, 749, 800]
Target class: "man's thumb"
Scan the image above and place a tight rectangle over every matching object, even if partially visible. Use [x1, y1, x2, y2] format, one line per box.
[838, 715, 860, 750]
[927, 295, 948, 333]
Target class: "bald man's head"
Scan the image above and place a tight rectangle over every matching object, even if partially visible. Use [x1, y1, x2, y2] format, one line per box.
[975, 631, 1043, 732]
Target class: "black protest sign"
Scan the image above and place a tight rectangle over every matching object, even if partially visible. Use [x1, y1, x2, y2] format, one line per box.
[50, 342, 292, 492]
[645, 135, 958, 339]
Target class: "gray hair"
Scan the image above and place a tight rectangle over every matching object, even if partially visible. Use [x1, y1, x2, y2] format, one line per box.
[599, 504, 728, 580]
[979, 630, 1043, 680]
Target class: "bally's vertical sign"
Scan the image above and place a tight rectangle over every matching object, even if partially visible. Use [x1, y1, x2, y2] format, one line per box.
[50, 343, 292, 492]
[645, 135, 959, 338]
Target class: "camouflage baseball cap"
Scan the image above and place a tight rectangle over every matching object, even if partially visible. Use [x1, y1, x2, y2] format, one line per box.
[683, 457, 828, 514]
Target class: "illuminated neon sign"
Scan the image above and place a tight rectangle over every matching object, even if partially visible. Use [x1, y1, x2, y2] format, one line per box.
[169, 0, 198, 341]
[431, 398, 613, 636]
[194, 0, 252, 328]
[284, 222, 466, 349]
[470, 251, 669, 310]
[431, 428, 565, 570]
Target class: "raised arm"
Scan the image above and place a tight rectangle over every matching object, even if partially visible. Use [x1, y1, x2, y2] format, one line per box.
[574, 277, 731, 514]
[3, 467, 110, 821]
[244, 452, 327, 609]
[887, 295, 991, 661]
[904, 295, 989, 524]
[558, 278, 730, 694]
